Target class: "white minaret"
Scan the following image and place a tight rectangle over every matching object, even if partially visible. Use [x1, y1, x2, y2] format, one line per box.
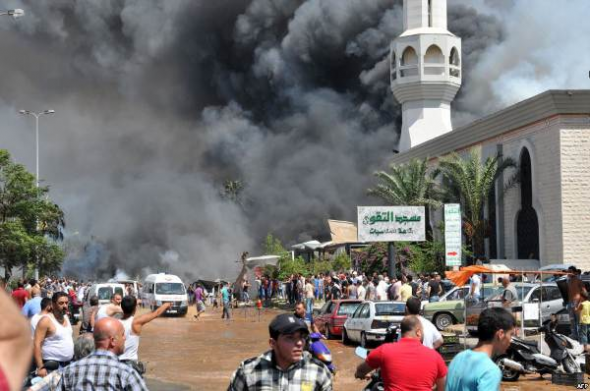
[391, 0, 461, 152]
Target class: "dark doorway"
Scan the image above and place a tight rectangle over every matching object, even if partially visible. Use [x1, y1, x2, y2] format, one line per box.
[516, 148, 539, 259]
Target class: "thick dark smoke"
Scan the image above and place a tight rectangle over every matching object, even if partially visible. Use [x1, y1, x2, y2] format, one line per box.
[1, 0, 587, 280]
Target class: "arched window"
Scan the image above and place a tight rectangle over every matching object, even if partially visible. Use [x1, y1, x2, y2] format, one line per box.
[424, 45, 444, 64]
[450, 47, 460, 66]
[516, 148, 540, 259]
[401, 46, 418, 66]
[449, 47, 460, 77]
[424, 45, 444, 75]
[400, 46, 418, 77]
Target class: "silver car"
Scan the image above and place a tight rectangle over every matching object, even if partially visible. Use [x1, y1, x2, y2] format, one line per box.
[342, 301, 406, 347]
[466, 282, 565, 333]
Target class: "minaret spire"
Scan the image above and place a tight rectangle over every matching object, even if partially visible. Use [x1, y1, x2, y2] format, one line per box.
[391, 0, 461, 152]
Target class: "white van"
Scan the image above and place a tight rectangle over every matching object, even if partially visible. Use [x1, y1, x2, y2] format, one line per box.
[85, 283, 126, 306]
[142, 273, 188, 316]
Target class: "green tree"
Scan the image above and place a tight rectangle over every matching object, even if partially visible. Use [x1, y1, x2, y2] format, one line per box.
[309, 260, 332, 276]
[222, 179, 244, 207]
[331, 253, 351, 273]
[437, 148, 515, 259]
[0, 149, 66, 279]
[368, 157, 441, 241]
[368, 157, 441, 208]
[276, 256, 309, 280]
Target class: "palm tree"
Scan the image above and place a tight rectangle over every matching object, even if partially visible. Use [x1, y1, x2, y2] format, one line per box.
[437, 148, 516, 259]
[368, 157, 441, 208]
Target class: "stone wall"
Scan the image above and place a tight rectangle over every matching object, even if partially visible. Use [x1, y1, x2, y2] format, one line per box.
[559, 121, 590, 269]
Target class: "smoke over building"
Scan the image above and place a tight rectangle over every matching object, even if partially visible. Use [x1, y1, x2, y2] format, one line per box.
[0, 0, 588, 280]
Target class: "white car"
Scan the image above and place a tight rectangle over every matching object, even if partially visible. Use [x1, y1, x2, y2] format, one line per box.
[466, 282, 565, 333]
[342, 301, 406, 347]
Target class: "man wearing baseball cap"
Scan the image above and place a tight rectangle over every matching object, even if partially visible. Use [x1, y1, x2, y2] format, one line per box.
[228, 313, 332, 390]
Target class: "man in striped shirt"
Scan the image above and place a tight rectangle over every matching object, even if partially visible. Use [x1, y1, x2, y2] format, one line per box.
[58, 317, 147, 390]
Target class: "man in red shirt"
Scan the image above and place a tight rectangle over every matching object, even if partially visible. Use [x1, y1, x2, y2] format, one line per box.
[11, 282, 29, 309]
[355, 315, 447, 391]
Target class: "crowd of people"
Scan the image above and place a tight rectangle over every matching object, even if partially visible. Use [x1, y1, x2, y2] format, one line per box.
[2, 264, 587, 390]
[235, 270, 448, 309]
[227, 298, 516, 391]
[1, 276, 170, 390]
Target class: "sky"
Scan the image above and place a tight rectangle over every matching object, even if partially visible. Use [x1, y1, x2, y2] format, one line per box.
[0, 0, 588, 280]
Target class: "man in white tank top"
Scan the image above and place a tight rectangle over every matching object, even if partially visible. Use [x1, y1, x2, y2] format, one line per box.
[33, 292, 74, 378]
[119, 295, 171, 373]
[30, 297, 52, 337]
[95, 293, 124, 321]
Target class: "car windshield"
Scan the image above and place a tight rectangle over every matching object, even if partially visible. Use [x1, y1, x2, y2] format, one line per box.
[156, 283, 185, 295]
[337, 302, 361, 316]
[375, 303, 406, 316]
[486, 286, 533, 301]
[481, 287, 502, 297]
[97, 287, 123, 300]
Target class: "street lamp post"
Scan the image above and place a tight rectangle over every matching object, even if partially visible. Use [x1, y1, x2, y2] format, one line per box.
[19, 109, 55, 280]
[0, 9, 25, 18]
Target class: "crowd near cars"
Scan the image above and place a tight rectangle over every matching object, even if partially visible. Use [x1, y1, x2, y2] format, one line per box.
[313, 273, 581, 353]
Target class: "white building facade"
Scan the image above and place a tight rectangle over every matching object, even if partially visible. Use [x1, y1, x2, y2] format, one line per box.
[388, 1, 590, 269]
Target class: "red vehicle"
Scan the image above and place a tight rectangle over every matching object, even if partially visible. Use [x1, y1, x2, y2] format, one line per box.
[314, 299, 363, 339]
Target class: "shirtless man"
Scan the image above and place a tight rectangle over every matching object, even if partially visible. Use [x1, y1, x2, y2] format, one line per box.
[34, 292, 74, 377]
[95, 292, 123, 321]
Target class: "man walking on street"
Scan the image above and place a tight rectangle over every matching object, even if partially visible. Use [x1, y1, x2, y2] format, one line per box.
[305, 278, 315, 320]
[221, 283, 232, 321]
[501, 277, 518, 309]
[228, 313, 332, 390]
[446, 307, 515, 391]
[194, 284, 206, 319]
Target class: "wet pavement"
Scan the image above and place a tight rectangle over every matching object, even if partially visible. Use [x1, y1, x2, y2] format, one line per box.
[138, 305, 589, 390]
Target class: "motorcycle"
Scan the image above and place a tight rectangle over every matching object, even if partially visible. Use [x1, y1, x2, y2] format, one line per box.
[496, 319, 583, 381]
[353, 325, 399, 391]
[309, 332, 335, 373]
[355, 346, 383, 391]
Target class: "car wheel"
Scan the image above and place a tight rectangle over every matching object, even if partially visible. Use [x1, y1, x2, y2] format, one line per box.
[360, 332, 369, 348]
[434, 313, 454, 331]
[342, 328, 351, 345]
[495, 355, 521, 382]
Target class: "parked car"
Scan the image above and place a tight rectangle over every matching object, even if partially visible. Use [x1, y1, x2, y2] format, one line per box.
[423, 284, 504, 330]
[314, 299, 362, 339]
[441, 279, 456, 293]
[465, 282, 565, 334]
[342, 301, 406, 347]
[85, 283, 125, 306]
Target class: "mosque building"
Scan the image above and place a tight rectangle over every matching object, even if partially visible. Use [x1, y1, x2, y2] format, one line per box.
[389, 0, 590, 269]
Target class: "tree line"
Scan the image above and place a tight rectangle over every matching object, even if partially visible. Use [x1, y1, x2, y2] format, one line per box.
[0, 150, 65, 281]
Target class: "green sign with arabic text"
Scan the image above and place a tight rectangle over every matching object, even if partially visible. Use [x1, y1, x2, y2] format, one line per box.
[357, 206, 426, 242]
